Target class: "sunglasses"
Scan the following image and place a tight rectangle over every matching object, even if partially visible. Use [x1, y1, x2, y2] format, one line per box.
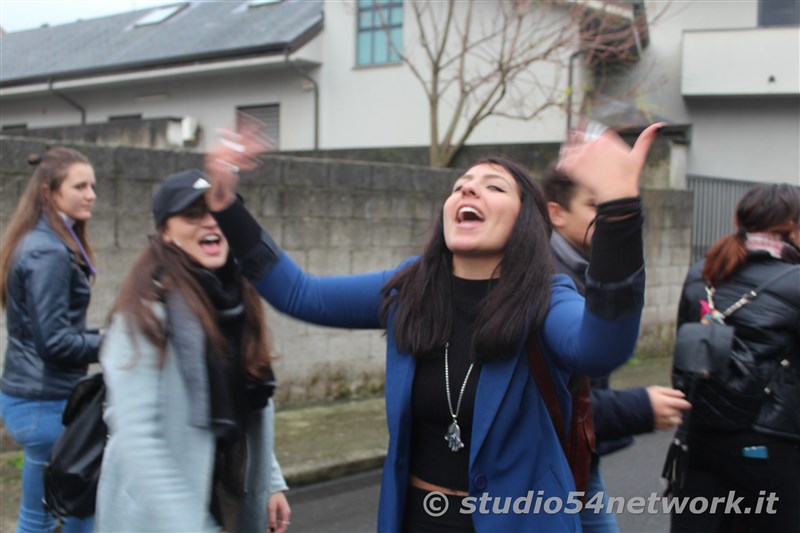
[177, 200, 210, 221]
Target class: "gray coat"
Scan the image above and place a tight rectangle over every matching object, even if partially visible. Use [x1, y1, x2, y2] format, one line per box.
[95, 293, 287, 533]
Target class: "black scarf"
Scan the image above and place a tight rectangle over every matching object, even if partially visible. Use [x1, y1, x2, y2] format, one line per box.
[188, 258, 276, 527]
[188, 258, 275, 442]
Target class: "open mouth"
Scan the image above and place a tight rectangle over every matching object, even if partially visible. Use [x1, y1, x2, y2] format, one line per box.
[198, 234, 222, 255]
[456, 206, 485, 223]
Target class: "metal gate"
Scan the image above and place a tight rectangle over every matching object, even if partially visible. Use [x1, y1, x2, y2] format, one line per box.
[687, 175, 760, 263]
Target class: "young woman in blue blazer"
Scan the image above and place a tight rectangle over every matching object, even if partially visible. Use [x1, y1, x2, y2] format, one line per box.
[201, 122, 662, 532]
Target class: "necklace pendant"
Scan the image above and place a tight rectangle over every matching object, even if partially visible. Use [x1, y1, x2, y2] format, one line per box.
[445, 419, 465, 452]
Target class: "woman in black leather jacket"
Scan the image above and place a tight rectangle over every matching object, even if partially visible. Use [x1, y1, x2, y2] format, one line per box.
[1, 148, 100, 533]
[671, 183, 800, 532]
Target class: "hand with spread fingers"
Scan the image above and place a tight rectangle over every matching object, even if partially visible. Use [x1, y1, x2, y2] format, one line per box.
[204, 115, 274, 212]
[557, 121, 665, 204]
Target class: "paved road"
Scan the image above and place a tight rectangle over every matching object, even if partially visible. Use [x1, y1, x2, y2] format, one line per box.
[288, 469, 381, 532]
[288, 430, 675, 532]
[602, 430, 673, 532]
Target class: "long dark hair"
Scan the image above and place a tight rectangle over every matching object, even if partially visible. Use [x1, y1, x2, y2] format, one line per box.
[110, 235, 275, 379]
[703, 183, 800, 286]
[380, 156, 554, 362]
[1, 148, 94, 307]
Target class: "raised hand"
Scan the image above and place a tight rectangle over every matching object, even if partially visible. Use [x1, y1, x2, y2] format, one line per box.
[204, 114, 274, 211]
[557, 121, 664, 204]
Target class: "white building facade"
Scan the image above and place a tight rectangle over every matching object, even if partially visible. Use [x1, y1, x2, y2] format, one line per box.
[1, 0, 798, 184]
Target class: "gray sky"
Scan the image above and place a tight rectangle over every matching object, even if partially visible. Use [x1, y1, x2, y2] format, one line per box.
[0, 0, 176, 33]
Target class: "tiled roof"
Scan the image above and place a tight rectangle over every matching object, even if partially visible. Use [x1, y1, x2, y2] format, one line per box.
[0, 0, 323, 85]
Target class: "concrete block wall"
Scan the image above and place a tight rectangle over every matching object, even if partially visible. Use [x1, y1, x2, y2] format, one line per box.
[640, 188, 694, 355]
[0, 136, 692, 404]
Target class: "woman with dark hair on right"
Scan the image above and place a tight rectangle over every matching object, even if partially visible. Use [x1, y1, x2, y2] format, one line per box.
[671, 183, 800, 532]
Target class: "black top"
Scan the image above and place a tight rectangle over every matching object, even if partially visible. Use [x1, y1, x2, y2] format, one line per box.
[409, 276, 491, 491]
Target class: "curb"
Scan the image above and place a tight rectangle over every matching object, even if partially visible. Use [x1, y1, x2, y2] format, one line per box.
[282, 451, 386, 488]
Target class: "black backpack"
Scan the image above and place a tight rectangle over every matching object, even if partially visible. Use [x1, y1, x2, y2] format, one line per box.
[43, 372, 107, 519]
[671, 266, 799, 431]
[663, 266, 798, 492]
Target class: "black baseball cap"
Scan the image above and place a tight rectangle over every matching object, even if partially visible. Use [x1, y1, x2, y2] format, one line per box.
[152, 169, 211, 228]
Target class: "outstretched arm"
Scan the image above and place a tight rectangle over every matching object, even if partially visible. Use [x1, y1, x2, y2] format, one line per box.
[203, 124, 391, 330]
[591, 386, 654, 441]
[591, 385, 690, 440]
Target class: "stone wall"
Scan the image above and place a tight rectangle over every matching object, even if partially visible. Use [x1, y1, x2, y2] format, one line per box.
[0, 136, 692, 404]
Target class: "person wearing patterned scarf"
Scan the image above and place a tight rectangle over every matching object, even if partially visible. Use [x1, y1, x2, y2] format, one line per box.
[671, 183, 800, 533]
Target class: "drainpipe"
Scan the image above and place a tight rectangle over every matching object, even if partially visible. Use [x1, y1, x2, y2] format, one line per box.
[284, 46, 319, 152]
[565, 50, 583, 136]
[48, 78, 86, 125]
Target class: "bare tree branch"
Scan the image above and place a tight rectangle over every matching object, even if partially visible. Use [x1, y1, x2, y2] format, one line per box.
[381, 0, 668, 167]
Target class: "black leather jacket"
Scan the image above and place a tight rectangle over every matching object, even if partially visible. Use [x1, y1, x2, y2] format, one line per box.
[677, 254, 800, 441]
[1, 217, 100, 400]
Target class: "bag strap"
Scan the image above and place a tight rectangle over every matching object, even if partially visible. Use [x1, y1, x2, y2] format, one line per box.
[706, 266, 800, 318]
[526, 333, 566, 448]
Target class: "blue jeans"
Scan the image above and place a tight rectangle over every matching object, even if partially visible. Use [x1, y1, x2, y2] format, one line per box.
[1, 392, 95, 533]
[580, 459, 620, 533]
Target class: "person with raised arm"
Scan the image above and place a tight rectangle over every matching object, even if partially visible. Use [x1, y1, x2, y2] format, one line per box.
[201, 122, 662, 531]
[94, 170, 290, 533]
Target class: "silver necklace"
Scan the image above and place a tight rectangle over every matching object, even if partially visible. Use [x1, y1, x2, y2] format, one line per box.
[444, 341, 475, 452]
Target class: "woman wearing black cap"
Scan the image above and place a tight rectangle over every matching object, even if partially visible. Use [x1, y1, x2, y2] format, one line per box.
[94, 170, 291, 533]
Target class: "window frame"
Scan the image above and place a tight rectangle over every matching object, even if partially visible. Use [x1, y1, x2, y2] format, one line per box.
[758, 0, 800, 27]
[356, 0, 404, 67]
[236, 104, 280, 148]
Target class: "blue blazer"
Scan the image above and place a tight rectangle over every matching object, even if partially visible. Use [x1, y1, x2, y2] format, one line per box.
[254, 252, 644, 532]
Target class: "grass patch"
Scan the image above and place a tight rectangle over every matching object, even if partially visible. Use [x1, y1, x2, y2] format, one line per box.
[6, 452, 23, 471]
[611, 356, 672, 389]
[1, 451, 23, 532]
